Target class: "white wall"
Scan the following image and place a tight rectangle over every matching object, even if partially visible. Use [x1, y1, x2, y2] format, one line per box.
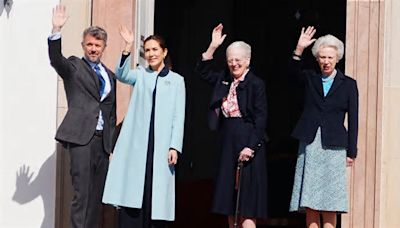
[0, 0, 58, 227]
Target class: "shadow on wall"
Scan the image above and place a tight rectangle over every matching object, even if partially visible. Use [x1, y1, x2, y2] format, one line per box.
[12, 151, 56, 228]
[0, 0, 13, 18]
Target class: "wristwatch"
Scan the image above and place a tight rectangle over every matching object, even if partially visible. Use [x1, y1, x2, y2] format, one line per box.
[292, 51, 301, 60]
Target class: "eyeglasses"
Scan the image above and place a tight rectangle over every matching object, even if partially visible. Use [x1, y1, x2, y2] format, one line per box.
[226, 58, 245, 65]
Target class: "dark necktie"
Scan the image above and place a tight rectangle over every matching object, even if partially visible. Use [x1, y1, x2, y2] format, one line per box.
[94, 65, 105, 96]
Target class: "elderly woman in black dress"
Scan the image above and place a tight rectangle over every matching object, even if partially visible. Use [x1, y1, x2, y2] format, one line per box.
[289, 26, 359, 228]
[195, 23, 268, 228]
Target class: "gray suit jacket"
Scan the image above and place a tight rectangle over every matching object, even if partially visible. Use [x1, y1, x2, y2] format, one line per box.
[48, 38, 116, 153]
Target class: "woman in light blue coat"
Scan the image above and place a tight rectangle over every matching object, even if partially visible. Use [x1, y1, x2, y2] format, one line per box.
[102, 26, 185, 228]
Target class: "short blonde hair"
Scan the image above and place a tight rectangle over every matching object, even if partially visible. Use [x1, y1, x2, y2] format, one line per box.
[311, 34, 344, 60]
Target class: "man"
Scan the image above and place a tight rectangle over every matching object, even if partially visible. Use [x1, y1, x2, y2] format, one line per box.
[48, 5, 116, 228]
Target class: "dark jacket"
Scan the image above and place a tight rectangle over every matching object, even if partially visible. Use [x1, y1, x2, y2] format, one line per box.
[48, 38, 116, 153]
[195, 59, 267, 151]
[289, 58, 359, 158]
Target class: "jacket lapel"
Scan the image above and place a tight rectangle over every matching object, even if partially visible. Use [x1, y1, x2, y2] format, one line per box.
[213, 75, 231, 106]
[236, 71, 251, 115]
[325, 70, 345, 97]
[102, 63, 115, 89]
[237, 71, 250, 90]
[81, 58, 101, 100]
[99, 63, 117, 102]
[311, 73, 324, 97]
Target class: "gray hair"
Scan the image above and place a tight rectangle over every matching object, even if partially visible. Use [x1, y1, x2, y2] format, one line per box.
[226, 41, 251, 59]
[82, 26, 108, 44]
[311, 34, 344, 60]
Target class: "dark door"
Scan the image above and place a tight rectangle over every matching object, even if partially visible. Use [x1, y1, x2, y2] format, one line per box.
[154, 0, 346, 227]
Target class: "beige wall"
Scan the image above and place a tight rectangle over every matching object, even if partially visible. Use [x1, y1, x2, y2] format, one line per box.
[381, 0, 400, 227]
[92, 0, 137, 124]
[343, 0, 384, 227]
[344, 0, 400, 227]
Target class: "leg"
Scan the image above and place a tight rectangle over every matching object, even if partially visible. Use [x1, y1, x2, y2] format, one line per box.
[68, 135, 108, 228]
[118, 207, 143, 228]
[306, 208, 321, 228]
[69, 142, 92, 228]
[86, 135, 109, 227]
[151, 220, 169, 228]
[241, 217, 256, 228]
[321, 211, 337, 228]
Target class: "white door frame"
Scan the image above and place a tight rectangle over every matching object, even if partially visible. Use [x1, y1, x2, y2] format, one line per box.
[135, 0, 155, 66]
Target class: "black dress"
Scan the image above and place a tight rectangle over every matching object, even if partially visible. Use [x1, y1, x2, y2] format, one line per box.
[212, 117, 268, 219]
[195, 59, 268, 219]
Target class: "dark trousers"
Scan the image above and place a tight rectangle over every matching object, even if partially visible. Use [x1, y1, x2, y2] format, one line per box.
[118, 208, 168, 228]
[68, 133, 109, 228]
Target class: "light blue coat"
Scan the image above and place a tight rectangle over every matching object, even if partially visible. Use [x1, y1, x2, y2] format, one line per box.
[102, 56, 185, 221]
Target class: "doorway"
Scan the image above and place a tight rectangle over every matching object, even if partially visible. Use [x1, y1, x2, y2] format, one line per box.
[154, 0, 346, 227]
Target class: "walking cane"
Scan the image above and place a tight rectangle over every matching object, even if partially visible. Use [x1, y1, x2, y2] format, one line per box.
[233, 161, 244, 228]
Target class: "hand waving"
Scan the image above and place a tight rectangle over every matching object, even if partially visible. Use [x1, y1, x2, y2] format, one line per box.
[202, 23, 228, 60]
[119, 25, 134, 53]
[210, 23, 227, 49]
[119, 25, 134, 45]
[297, 26, 317, 50]
[52, 4, 68, 33]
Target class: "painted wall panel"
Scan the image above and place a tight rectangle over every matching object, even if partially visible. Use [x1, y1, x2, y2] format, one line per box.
[0, 0, 58, 227]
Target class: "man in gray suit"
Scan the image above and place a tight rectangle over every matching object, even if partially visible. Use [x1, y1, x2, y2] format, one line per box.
[48, 5, 116, 228]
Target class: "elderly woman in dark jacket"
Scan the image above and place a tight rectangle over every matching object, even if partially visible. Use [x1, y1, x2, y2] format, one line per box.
[195, 23, 268, 228]
[289, 26, 359, 228]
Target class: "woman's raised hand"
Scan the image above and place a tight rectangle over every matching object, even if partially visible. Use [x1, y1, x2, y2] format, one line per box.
[295, 26, 316, 54]
[202, 23, 227, 60]
[210, 23, 227, 49]
[119, 25, 134, 45]
[119, 25, 134, 54]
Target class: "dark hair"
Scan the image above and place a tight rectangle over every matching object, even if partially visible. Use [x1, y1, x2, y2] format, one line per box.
[82, 26, 108, 43]
[144, 35, 172, 69]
